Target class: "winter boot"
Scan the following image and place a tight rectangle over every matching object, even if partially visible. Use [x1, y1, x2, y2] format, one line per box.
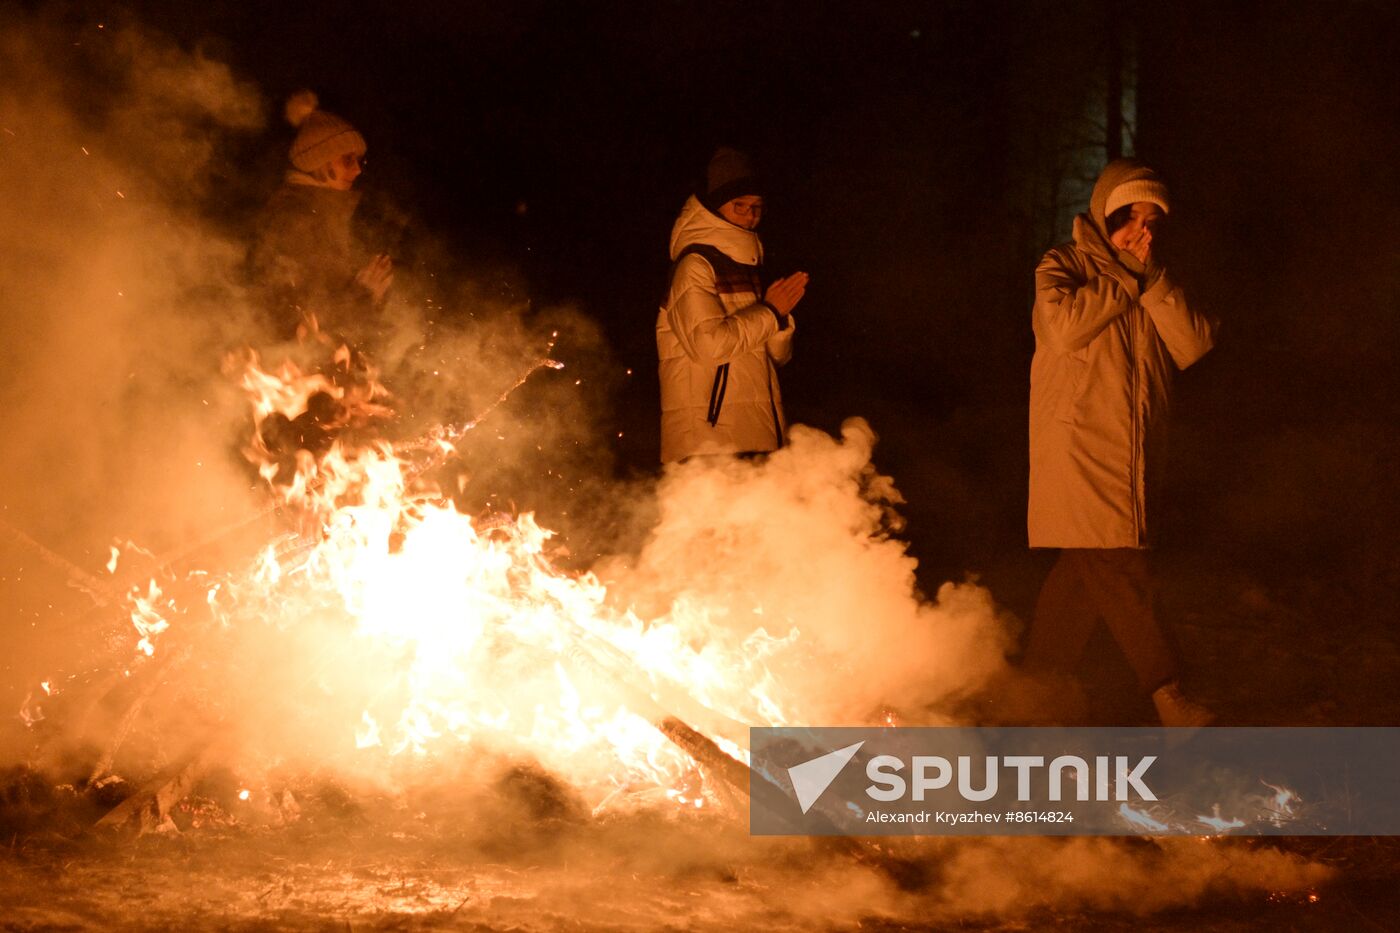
[1152, 682, 1216, 728]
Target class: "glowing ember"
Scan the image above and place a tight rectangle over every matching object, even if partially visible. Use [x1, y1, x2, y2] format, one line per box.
[1195, 805, 1246, 833]
[18, 692, 43, 726]
[127, 579, 172, 657]
[1118, 803, 1168, 832]
[1263, 780, 1299, 823]
[355, 711, 382, 749]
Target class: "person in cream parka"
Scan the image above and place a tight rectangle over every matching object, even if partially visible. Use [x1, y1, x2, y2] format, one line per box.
[1025, 158, 1218, 727]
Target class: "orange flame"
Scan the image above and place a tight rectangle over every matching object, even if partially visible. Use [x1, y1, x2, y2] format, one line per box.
[114, 344, 804, 805]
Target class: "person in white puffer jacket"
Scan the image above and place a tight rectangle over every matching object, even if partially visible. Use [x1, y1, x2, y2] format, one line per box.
[656, 148, 809, 463]
[1024, 158, 1219, 728]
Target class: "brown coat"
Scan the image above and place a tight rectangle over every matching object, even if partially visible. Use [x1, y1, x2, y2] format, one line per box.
[250, 178, 369, 339]
[1028, 161, 1216, 548]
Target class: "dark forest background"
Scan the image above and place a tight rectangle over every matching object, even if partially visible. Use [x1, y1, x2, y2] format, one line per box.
[23, 0, 1400, 632]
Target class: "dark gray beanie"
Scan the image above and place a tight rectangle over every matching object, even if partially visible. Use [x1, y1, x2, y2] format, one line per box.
[702, 147, 762, 213]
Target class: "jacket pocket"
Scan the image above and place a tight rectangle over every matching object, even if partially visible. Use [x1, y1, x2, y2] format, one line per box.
[1054, 350, 1090, 424]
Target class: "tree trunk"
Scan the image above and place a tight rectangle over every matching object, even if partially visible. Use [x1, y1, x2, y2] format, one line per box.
[1106, 0, 1124, 160]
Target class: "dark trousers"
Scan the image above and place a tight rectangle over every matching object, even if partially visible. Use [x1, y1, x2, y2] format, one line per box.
[1023, 548, 1178, 693]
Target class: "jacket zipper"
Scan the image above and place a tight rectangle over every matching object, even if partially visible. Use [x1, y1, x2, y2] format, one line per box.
[1130, 309, 1144, 544]
[706, 363, 730, 427]
[768, 364, 783, 446]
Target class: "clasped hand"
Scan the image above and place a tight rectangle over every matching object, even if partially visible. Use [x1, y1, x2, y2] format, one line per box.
[355, 254, 394, 302]
[764, 271, 810, 317]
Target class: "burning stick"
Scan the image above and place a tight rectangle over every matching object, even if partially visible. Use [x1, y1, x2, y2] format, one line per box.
[0, 516, 123, 607]
[395, 337, 565, 477]
[82, 647, 191, 787]
[556, 618, 751, 752]
[1, 518, 192, 787]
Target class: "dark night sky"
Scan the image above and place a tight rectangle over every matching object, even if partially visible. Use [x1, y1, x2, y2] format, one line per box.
[40, 0, 1400, 609]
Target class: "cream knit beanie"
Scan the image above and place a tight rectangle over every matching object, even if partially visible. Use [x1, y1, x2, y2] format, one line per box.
[285, 90, 366, 173]
[1105, 177, 1170, 217]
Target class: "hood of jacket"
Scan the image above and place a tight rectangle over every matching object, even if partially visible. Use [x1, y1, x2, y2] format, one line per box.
[1071, 158, 1162, 264]
[668, 195, 763, 265]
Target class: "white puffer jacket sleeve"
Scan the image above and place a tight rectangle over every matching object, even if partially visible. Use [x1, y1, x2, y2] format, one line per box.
[666, 254, 780, 368]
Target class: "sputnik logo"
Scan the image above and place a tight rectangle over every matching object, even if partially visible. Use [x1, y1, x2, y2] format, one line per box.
[787, 741, 865, 814]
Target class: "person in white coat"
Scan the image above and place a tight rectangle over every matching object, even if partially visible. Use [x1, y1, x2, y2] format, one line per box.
[656, 148, 808, 463]
[1024, 158, 1218, 727]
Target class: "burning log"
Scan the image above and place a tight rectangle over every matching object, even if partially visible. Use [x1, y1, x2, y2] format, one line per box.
[93, 739, 222, 835]
[665, 714, 932, 891]
[561, 636, 934, 891]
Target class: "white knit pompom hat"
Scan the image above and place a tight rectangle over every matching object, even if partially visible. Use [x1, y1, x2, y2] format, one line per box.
[1105, 177, 1170, 217]
[285, 90, 366, 173]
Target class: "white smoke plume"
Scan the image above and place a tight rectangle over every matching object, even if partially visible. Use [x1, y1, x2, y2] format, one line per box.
[0, 14, 263, 552]
[0, 11, 275, 697]
[599, 419, 1015, 724]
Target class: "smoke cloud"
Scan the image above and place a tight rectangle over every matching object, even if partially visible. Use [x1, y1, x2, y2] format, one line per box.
[599, 419, 1015, 724]
[0, 13, 265, 553]
[0, 11, 274, 698]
